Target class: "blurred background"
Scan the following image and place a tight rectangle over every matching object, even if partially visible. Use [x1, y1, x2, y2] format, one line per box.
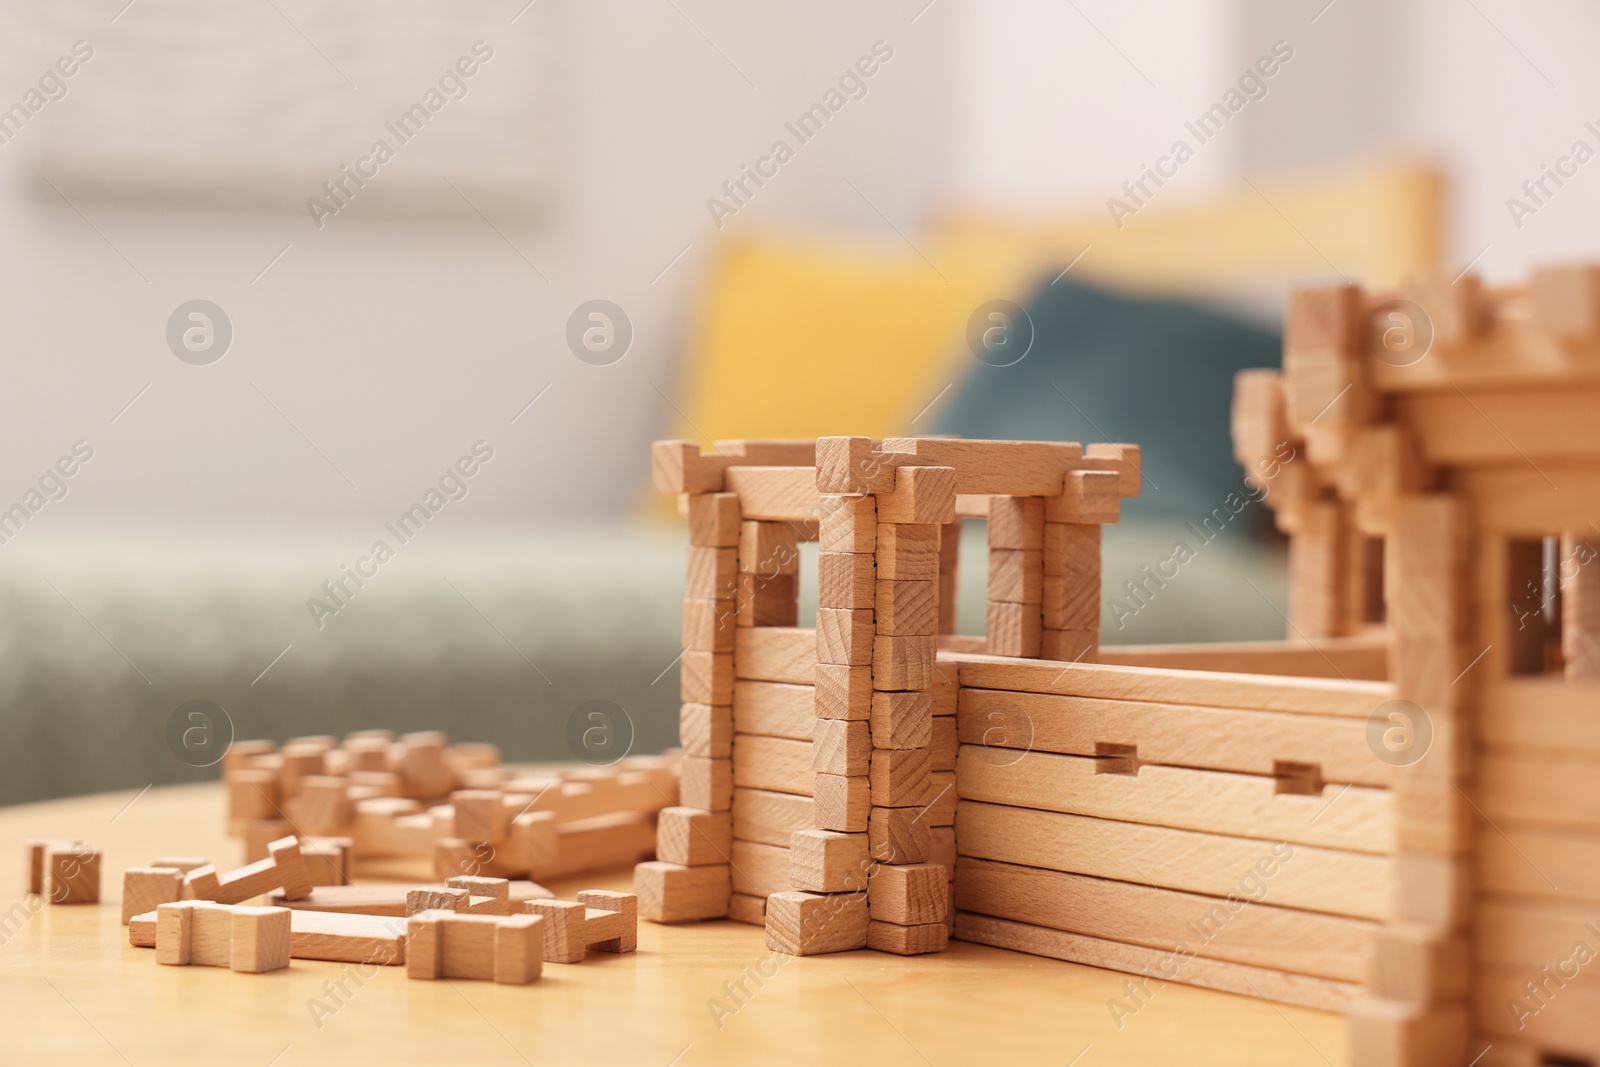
[1, 0, 1593, 803]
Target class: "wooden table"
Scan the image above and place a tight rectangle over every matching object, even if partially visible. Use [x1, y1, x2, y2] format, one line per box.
[0, 783, 1346, 1065]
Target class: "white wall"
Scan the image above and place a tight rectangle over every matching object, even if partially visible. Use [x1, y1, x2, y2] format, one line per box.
[0, 0, 954, 533]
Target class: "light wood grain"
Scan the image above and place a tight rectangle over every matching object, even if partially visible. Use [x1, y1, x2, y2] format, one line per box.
[957, 686, 1399, 787]
[733, 626, 816, 685]
[1, 781, 1348, 1066]
[955, 857, 1376, 982]
[950, 653, 1393, 717]
[956, 746, 1393, 854]
[956, 800, 1390, 920]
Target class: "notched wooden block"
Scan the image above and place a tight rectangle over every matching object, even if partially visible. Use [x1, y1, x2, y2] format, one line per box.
[876, 467, 957, 525]
[155, 900, 292, 973]
[1044, 470, 1121, 524]
[122, 867, 184, 924]
[406, 909, 544, 984]
[525, 890, 637, 962]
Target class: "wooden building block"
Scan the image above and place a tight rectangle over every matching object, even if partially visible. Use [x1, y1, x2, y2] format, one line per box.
[298, 776, 353, 835]
[820, 496, 876, 552]
[1082, 443, 1143, 497]
[679, 702, 733, 758]
[1044, 470, 1121, 524]
[816, 608, 874, 666]
[739, 521, 800, 575]
[1042, 575, 1098, 631]
[156, 901, 291, 973]
[870, 691, 933, 750]
[924, 772, 956, 826]
[734, 680, 814, 739]
[988, 551, 1043, 604]
[731, 788, 815, 846]
[868, 806, 931, 864]
[819, 552, 876, 609]
[987, 601, 1043, 658]
[407, 886, 471, 915]
[988, 496, 1044, 550]
[406, 910, 544, 984]
[635, 861, 730, 922]
[277, 744, 328, 798]
[867, 919, 948, 955]
[817, 436, 898, 494]
[1040, 629, 1096, 662]
[1530, 262, 1600, 338]
[730, 840, 795, 899]
[876, 523, 940, 580]
[813, 774, 870, 832]
[815, 664, 872, 720]
[870, 749, 932, 806]
[271, 881, 550, 917]
[873, 635, 935, 690]
[26, 839, 79, 896]
[686, 546, 738, 600]
[731, 735, 813, 796]
[656, 807, 732, 867]
[653, 440, 728, 494]
[185, 836, 313, 905]
[1042, 522, 1099, 576]
[929, 827, 957, 873]
[875, 579, 937, 636]
[683, 598, 737, 652]
[680, 650, 734, 705]
[525, 890, 637, 962]
[765, 890, 869, 955]
[285, 910, 406, 965]
[789, 830, 871, 893]
[876, 467, 957, 525]
[727, 892, 767, 926]
[724, 466, 823, 521]
[734, 626, 816, 684]
[735, 573, 798, 626]
[46, 847, 100, 904]
[122, 867, 184, 924]
[227, 769, 281, 822]
[867, 863, 947, 925]
[689, 492, 741, 546]
[451, 790, 511, 844]
[930, 716, 957, 772]
[1345, 997, 1466, 1067]
[448, 876, 512, 915]
[812, 718, 870, 777]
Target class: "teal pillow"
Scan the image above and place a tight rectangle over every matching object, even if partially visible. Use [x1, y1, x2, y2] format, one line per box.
[938, 279, 1281, 523]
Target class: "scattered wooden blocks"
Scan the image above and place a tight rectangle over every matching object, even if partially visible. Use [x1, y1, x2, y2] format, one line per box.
[525, 890, 638, 963]
[156, 901, 291, 973]
[406, 910, 544, 985]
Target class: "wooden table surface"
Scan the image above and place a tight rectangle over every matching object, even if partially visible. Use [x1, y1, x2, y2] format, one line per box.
[0, 782, 1347, 1066]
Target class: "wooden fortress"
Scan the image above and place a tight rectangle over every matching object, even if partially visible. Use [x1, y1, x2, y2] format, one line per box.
[639, 261, 1600, 1067]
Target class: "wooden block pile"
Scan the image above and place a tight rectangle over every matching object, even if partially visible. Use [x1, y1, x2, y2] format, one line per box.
[221, 729, 679, 885]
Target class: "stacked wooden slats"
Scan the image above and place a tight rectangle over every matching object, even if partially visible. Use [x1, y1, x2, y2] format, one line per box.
[948, 654, 1397, 1013]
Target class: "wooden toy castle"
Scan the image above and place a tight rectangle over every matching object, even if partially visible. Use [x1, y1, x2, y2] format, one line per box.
[641, 263, 1600, 1067]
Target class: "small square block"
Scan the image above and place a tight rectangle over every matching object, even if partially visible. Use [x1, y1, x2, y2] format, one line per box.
[656, 807, 733, 867]
[820, 496, 876, 552]
[789, 830, 870, 893]
[870, 749, 932, 807]
[876, 467, 956, 525]
[814, 664, 872, 720]
[47, 848, 100, 904]
[689, 492, 741, 546]
[816, 608, 874, 666]
[1044, 470, 1120, 524]
[818, 552, 876, 609]
[872, 635, 934, 690]
[812, 774, 870, 832]
[867, 863, 948, 925]
[765, 890, 868, 955]
[679, 703, 733, 758]
[869, 691, 933, 750]
[875, 524, 939, 580]
[812, 718, 870, 777]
